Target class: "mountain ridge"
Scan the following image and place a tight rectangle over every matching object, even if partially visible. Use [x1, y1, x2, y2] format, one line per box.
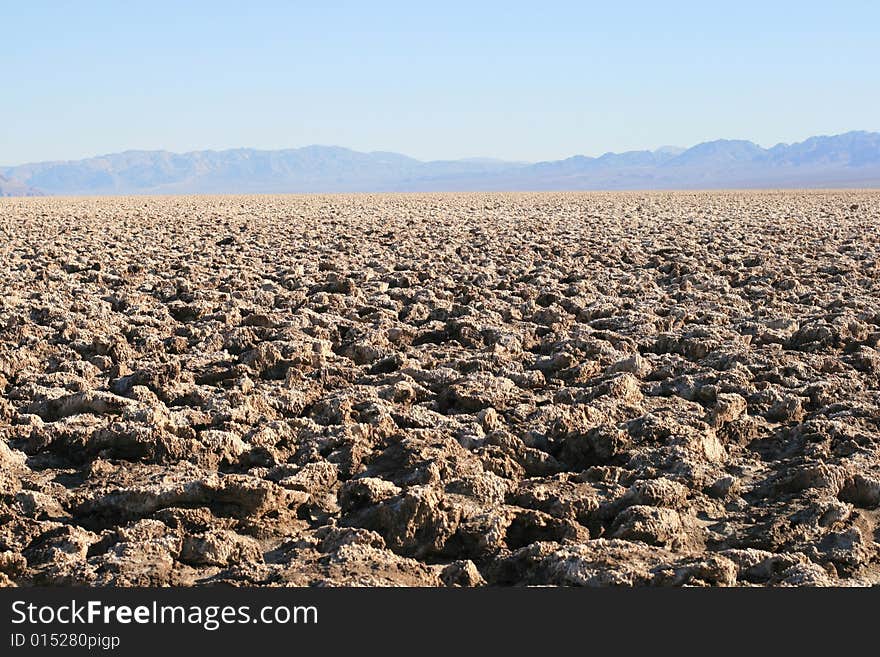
[0, 174, 42, 197]
[3, 131, 879, 195]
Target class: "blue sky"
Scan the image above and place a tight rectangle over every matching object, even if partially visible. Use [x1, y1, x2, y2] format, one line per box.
[3, 1, 879, 164]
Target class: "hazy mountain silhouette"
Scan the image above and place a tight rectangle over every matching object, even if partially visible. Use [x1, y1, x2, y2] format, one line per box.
[3, 131, 879, 195]
[0, 174, 41, 197]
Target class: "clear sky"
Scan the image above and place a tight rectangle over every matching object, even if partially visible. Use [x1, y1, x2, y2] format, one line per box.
[3, 1, 879, 165]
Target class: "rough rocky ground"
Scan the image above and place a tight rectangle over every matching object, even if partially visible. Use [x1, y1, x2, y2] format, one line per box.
[1, 191, 879, 587]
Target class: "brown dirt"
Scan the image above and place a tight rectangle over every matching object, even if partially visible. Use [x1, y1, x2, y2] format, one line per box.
[1, 191, 879, 587]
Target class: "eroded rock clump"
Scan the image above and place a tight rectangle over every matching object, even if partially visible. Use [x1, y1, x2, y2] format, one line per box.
[1, 191, 879, 587]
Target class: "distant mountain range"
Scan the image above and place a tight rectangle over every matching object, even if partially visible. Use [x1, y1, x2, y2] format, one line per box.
[3, 131, 879, 195]
[0, 174, 41, 197]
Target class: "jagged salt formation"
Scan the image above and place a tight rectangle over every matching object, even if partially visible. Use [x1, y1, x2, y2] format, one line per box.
[0, 191, 878, 587]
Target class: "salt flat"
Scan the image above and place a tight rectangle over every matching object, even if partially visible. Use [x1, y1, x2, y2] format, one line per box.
[1, 191, 879, 586]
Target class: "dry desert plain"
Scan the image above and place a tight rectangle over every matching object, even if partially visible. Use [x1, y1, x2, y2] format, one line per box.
[1, 191, 880, 587]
